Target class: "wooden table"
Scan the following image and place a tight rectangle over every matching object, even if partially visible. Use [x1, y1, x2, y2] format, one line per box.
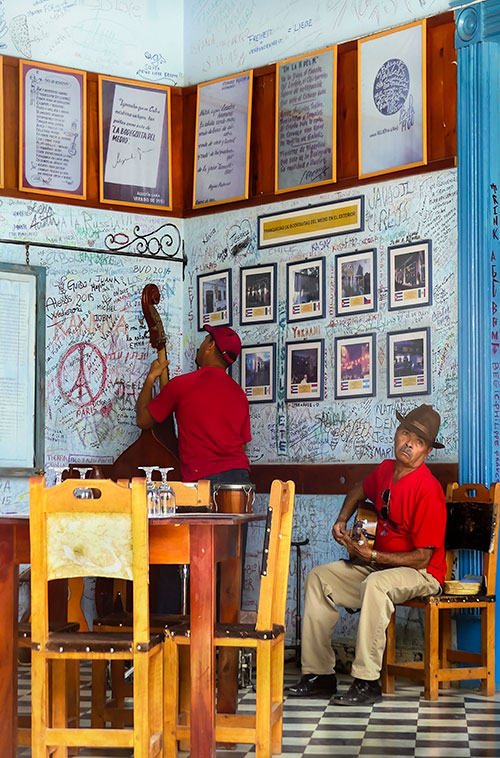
[0, 512, 263, 758]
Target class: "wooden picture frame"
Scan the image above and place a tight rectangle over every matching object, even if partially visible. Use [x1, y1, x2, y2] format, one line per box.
[358, 20, 427, 179]
[275, 45, 337, 193]
[98, 75, 172, 211]
[19, 60, 87, 199]
[193, 71, 253, 208]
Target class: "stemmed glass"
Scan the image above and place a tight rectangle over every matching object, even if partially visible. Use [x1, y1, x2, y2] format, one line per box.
[141, 466, 160, 517]
[47, 466, 67, 486]
[159, 468, 176, 516]
[73, 466, 94, 499]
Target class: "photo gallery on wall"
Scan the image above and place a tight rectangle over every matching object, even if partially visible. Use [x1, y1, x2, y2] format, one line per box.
[196, 225, 433, 403]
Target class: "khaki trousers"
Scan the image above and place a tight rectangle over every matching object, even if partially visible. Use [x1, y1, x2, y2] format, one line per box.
[301, 560, 441, 681]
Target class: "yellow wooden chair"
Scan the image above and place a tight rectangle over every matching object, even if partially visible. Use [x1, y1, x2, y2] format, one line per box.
[91, 478, 211, 728]
[381, 481, 500, 700]
[29, 475, 163, 757]
[163, 479, 295, 758]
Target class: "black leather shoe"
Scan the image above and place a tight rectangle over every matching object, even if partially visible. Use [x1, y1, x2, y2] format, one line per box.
[332, 677, 382, 706]
[287, 673, 337, 697]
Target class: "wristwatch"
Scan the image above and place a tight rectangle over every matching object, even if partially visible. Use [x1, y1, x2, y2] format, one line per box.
[370, 549, 378, 567]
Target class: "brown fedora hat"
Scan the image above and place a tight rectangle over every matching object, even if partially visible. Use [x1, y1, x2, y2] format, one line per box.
[396, 404, 444, 449]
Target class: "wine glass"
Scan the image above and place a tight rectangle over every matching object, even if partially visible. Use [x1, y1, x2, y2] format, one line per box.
[47, 466, 67, 486]
[159, 467, 176, 516]
[141, 466, 160, 517]
[73, 466, 94, 499]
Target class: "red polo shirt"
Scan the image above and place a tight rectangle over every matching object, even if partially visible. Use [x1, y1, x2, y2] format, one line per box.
[363, 459, 447, 585]
[148, 366, 251, 482]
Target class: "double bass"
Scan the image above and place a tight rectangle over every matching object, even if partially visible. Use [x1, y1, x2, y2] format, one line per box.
[110, 283, 181, 480]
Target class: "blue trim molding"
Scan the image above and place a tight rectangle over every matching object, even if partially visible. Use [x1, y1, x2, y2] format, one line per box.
[455, 0, 500, 686]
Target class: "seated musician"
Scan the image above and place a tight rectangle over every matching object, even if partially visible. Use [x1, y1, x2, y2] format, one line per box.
[288, 404, 447, 705]
[136, 324, 251, 485]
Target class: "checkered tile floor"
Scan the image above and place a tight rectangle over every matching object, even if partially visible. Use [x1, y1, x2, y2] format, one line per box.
[17, 663, 500, 757]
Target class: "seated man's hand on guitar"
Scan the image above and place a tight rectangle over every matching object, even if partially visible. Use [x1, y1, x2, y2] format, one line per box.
[341, 532, 372, 563]
[332, 519, 347, 544]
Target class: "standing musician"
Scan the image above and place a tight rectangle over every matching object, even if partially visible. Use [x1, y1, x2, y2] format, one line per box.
[136, 324, 251, 485]
[288, 404, 447, 705]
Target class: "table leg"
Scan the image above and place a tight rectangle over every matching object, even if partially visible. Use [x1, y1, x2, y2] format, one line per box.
[0, 524, 17, 758]
[190, 523, 216, 758]
[217, 550, 241, 717]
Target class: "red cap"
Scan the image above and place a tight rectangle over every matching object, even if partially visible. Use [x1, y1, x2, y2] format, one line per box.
[203, 325, 241, 364]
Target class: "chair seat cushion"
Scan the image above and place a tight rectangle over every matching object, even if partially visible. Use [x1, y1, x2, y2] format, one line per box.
[166, 620, 285, 640]
[41, 630, 163, 653]
[404, 593, 495, 606]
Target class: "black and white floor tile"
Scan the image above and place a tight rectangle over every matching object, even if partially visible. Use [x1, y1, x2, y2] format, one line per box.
[17, 663, 500, 757]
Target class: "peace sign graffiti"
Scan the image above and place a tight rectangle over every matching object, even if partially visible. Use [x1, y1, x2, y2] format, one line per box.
[57, 342, 107, 408]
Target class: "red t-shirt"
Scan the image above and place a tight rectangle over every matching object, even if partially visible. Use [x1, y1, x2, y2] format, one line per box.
[362, 459, 447, 585]
[148, 366, 251, 482]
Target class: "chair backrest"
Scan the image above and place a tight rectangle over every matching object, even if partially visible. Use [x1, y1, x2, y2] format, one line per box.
[256, 480, 295, 631]
[29, 476, 150, 648]
[445, 482, 500, 593]
[165, 479, 211, 507]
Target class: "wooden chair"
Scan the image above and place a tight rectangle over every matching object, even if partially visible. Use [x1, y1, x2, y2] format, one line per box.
[29, 475, 163, 757]
[91, 478, 211, 728]
[163, 479, 295, 758]
[381, 481, 500, 700]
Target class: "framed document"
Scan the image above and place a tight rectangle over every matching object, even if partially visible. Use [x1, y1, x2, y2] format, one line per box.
[99, 75, 172, 210]
[358, 20, 427, 179]
[276, 46, 336, 193]
[286, 339, 324, 402]
[240, 344, 276, 403]
[0, 262, 45, 476]
[387, 327, 431, 397]
[193, 71, 253, 208]
[19, 60, 86, 199]
[335, 333, 376, 399]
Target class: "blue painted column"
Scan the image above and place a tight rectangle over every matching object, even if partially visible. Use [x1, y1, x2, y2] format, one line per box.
[454, 0, 500, 685]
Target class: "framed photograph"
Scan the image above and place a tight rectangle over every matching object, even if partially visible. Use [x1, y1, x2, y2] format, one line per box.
[197, 269, 232, 330]
[286, 257, 326, 323]
[240, 344, 276, 403]
[335, 248, 377, 316]
[358, 20, 427, 179]
[335, 333, 376, 399]
[98, 75, 172, 211]
[387, 327, 430, 397]
[240, 263, 277, 325]
[286, 340, 324, 402]
[19, 60, 86, 199]
[388, 240, 431, 310]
